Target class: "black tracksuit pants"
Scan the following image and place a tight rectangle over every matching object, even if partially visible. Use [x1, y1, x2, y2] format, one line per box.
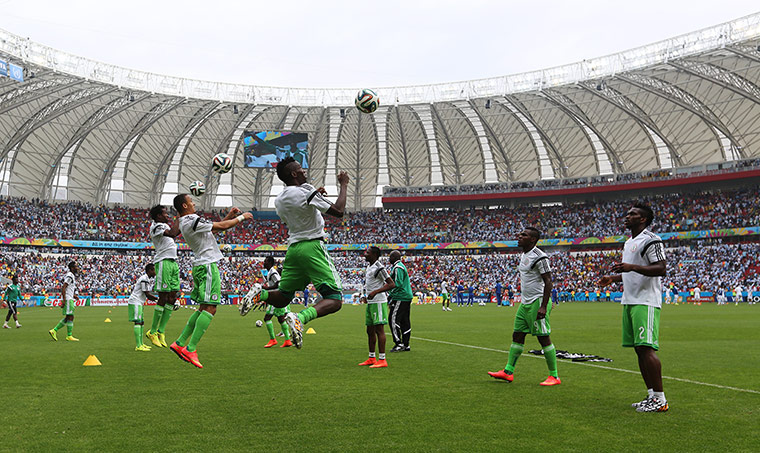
[388, 299, 411, 347]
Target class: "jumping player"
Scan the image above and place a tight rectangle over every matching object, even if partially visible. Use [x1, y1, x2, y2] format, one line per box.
[169, 194, 252, 368]
[600, 203, 669, 412]
[146, 205, 181, 348]
[260, 256, 293, 348]
[238, 157, 348, 349]
[489, 227, 560, 386]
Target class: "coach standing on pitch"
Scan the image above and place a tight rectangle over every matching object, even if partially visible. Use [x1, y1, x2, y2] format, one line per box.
[388, 250, 413, 352]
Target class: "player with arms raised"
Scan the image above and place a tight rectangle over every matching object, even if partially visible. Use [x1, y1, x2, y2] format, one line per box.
[600, 203, 669, 412]
[238, 156, 348, 349]
[169, 194, 252, 368]
[146, 205, 181, 348]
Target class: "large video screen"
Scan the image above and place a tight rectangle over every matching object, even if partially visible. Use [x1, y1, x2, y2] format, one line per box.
[243, 131, 309, 169]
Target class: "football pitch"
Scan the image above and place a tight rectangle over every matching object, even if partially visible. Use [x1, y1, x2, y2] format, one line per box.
[1, 302, 758, 452]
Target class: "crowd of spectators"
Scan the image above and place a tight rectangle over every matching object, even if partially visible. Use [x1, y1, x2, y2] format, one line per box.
[1, 185, 758, 245]
[383, 158, 760, 197]
[5, 242, 756, 300]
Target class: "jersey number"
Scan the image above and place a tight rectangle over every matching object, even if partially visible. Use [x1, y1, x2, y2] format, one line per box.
[638, 326, 645, 340]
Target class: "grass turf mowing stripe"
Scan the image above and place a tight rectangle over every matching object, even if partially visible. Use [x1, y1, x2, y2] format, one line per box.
[413, 336, 760, 395]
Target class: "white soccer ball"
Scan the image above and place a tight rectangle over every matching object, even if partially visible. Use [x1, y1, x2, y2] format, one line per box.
[355, 89, 379, 114]
[189, 180, 206, 196]
[255, 319, 263, 328]
[212, 153, 233, 174]
[220, 243, 232, 253]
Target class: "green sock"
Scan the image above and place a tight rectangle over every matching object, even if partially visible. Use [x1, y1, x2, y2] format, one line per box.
[504, 342, 524, 373]
[543, 344, 558, 377]
[53, 318, 66, 331]
[150, 305, 164, 334]
[133, 325, 142, 347]
[186, 311, 214, 352]
[297, 306, 318, 325]
[260, 289, 269, 301]
[158, 306, 172, 334]
[66, 321, 74, 337]
[176, 310, 201, 347]
[280, 321, 290, 340]
[265, 320, 275, 339]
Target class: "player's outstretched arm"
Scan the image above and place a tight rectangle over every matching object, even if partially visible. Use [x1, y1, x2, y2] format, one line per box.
[326, 171, 349, 218]
[164, 220, 181, 238]
[212, 211, 252, 232]
[222, 207, 242, 221]
[144, 290, 158, 302]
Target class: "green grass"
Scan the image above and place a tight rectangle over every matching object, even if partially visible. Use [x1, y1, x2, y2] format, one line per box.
[1, 302, 758, 452]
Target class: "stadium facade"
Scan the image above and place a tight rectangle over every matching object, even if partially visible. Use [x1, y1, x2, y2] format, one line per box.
[0, 13, 759, 211]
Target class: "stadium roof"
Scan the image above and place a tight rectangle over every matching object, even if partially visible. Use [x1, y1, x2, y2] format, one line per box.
[0, 13, 759, 210]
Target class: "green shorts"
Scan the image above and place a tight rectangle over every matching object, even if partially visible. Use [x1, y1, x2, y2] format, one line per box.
[128, 304, 144, 323]
[265, 304, 291, 317]
[155, 259, 180, 292]
[190, 262, 222, 305]
[622, 304, 660, 350]
[514, 298, 552, 336]
[62, 299, 76, 316]
[442, 293, 449, 302]
[279, 239, 342, 299]
[365, 302, 389, 326]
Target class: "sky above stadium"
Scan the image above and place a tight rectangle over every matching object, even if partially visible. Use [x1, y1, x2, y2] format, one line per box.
[0, 0, 758, 88]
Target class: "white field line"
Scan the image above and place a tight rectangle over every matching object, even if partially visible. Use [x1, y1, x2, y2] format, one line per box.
[412, 336, 760, 395]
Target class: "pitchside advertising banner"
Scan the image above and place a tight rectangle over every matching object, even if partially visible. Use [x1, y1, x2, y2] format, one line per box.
[1, 226, 759, 252]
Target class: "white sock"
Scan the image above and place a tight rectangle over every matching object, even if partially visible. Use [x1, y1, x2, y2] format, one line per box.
[378, 353, 386, 360]
[368, 352, 376, 358]
[653, 391, 666, 403]
[647, 388, 654, 398]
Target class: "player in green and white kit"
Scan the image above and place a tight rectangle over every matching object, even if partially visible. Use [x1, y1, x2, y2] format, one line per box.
[440, 280, 451, 311]
[600, 203, 669, 412]
[146, 205, 182, 348]
[129, 264, 158, 351]
[3, 275, 22, 329]
[489, 227, 560, 386]
[239, 157, 348, 350]
[358, 246, 395, 368]
[260, 256, 292, 348]
[49, 262, 80, 342]
[168, 194, 252, 368]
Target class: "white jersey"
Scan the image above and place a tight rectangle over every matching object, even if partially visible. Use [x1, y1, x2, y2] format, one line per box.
[179, 214, 223, 266]
[63, 271, 76, 301]
[150, 221, 178, 262]
[275, 183, 333, 245]
[128, 274, 153, 306]
[266, 265, 281, 288]
[518, 247, 551, 305]
[621, 229, 666, 308]
[364, 260, 391, 304]
[441, 281, 448, 294]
